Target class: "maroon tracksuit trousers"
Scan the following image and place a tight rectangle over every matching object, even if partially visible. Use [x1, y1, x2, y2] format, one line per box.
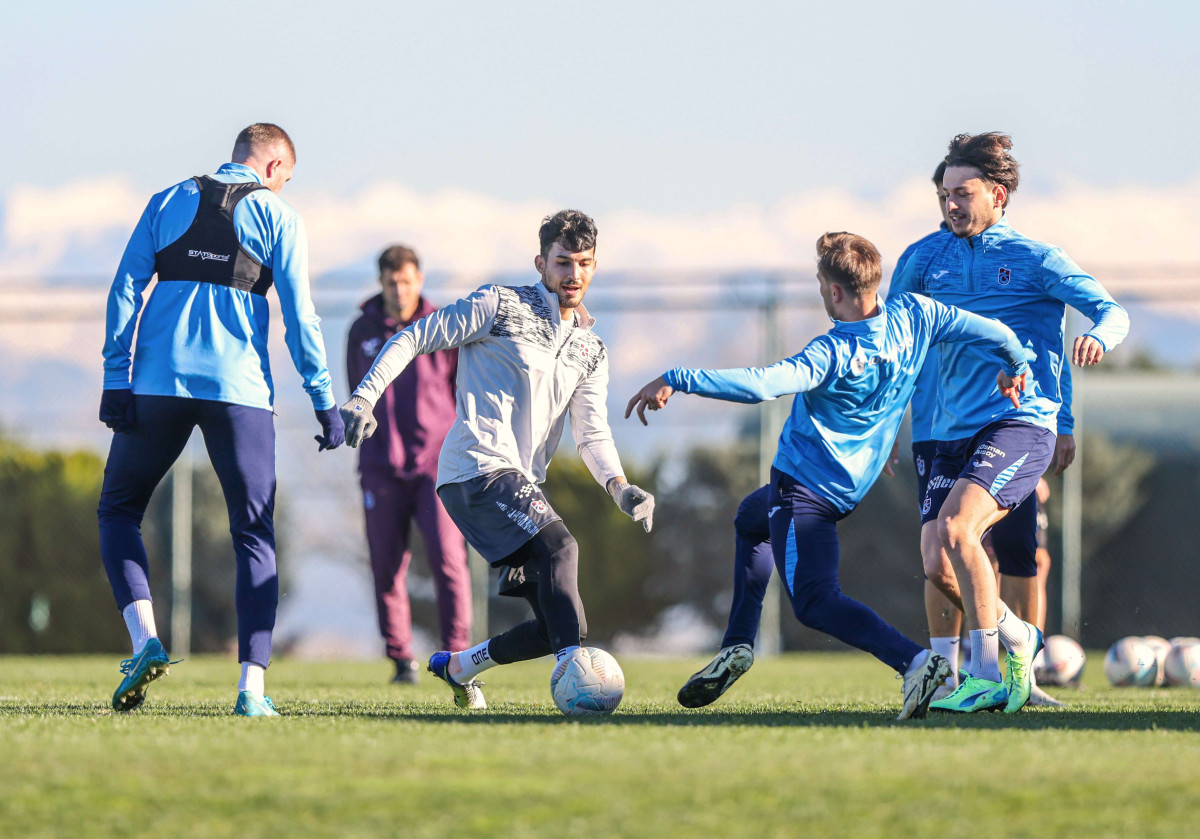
[361, 470, 471, 660]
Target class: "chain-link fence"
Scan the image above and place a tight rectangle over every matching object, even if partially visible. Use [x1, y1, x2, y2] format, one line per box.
[1, 270, 1197, 657]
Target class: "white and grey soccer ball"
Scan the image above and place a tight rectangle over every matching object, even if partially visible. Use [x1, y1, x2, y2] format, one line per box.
[1103, 636, 1159, 687]
[1140, 636, 1172, 686]
[1035, 635, 1086, 686]
[1169, 636, 1200, 648]
[1164, 641, 1200, 688]
[550, 647, 625, 716]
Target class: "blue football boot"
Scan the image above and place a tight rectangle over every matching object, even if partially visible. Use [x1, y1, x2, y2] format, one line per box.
[234, 691, 279, 717]
[112, 637, 172, 712]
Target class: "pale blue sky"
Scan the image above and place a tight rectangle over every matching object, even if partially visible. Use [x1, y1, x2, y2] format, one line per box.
[3, 0, 1198, 213]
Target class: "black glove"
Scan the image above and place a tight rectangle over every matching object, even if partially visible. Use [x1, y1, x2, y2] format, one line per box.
[609, 480, 655, 533]
[340, 395, 378, 448]
[314, 407, 345, 451]
[99, 389, 136, 433]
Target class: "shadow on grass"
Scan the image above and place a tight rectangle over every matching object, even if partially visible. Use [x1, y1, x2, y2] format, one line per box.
[6, 699, 1198, 731]
[360, 708, 1200, 731]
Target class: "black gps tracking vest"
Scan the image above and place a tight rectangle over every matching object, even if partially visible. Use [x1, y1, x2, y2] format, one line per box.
[154, 176, 275, 297]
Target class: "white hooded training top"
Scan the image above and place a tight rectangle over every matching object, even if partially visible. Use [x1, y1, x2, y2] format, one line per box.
[352, 281, 625, 490]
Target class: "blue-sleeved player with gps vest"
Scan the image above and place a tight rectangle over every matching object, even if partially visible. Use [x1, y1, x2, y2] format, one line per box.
[98, 123, 344, 716]
[626, 232, 1030, 720]
[890, 132, 1129, 714]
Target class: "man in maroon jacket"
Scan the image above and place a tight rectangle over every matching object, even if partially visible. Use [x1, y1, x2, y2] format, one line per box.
[346, 245, 471, 683]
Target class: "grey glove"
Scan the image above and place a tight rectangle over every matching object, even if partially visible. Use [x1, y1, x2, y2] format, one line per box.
[609, 480, 655, 533]
[340, 395, 378, 448]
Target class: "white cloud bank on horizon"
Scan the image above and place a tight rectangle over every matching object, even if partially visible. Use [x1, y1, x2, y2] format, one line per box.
[4, 175, 1200, 283]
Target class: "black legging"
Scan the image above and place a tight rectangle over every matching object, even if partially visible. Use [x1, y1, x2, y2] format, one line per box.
[489, 521, 587, 663]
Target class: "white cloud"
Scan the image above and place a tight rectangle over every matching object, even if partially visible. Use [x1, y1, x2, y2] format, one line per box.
[5, 174, 1199, 283]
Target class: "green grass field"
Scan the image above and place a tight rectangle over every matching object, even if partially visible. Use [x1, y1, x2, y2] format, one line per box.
[3, 653, 1199, 839]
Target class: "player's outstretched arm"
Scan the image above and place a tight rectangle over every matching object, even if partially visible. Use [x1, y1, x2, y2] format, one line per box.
[344, 286, 500, 448]
[625, 376, 676, 426]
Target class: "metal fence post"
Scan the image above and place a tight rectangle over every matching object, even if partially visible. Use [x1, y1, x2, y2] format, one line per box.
[1061, 316, 1084, 640]
[170, 437, 193, 658]
[756, 279, 785, 656]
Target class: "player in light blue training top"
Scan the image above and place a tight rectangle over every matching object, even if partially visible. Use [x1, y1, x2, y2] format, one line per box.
[893, 160, 1075, 708]
[890, 132, 1129, 715]
[98, 123, 343, 717]
[627, 232, 1029, 720]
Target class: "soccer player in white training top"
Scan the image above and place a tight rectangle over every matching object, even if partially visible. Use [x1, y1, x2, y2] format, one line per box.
[341, 210, 653, 709]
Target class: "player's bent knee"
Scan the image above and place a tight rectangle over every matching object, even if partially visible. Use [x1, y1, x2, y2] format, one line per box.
[792, 587, 841, 631]
[936, 514, 977, 554]
[535, 521, 577, 560]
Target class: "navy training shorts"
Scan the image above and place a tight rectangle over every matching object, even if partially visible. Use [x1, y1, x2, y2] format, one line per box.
[920, 419, 1055, 526]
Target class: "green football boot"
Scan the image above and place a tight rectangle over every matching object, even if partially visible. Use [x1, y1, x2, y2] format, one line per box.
[234, 691, 279, 717]
[928, 675, 1007, 713]
[1003, 625, 1045, 714]
[112, 637, 172, 712]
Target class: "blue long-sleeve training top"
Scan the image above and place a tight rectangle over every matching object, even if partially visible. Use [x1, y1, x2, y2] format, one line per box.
[663, 293, 1029, 513]
[102, 162, 335, 411]
[889, 216, 1125, 441]
[892, 224, 1075, 441]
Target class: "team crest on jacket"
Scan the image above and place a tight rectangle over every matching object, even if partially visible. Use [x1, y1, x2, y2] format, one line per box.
[562, 332, 606, 377]
[998, 267, 1011, 286]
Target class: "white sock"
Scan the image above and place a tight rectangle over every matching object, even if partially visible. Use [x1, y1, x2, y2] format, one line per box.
[996, 605, 1034, 653]
[555, 645, 581, 662]
[455, 641, 498, 682]
[239, 663, 265, 698]
[930, 636, 961, 684]
[904, 648, 931, 677]
[122, 600, 157, 654]
[969, 629, 1002, 682]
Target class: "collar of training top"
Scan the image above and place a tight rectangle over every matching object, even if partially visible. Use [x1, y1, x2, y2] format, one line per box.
[215, 161, 265, 184]
[962, 213, 1013, 250]
[829, 296, 886, 335]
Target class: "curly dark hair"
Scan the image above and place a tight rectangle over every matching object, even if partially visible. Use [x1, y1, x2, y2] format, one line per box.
[815, 232, 881, 296]
[945, 132, 1019, 204]
[538, 209, 597, 258]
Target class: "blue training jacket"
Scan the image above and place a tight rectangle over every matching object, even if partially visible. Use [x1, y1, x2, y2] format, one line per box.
[663, 293, 1028, 513]
[889, 216, 1126, 441]
[892, 227, 950, 444]
[893, 225, 1076, 441]
[102, 162, 336, 411]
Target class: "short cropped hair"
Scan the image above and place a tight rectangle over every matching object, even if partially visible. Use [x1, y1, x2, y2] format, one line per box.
[538, 209, 597, 259]
[944, 132, 1019, 204]
[378, 245, 420, 274]
[932, 160, 947, 186]
[816, 232, 882, 297]
[232, 123, 296, 163]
